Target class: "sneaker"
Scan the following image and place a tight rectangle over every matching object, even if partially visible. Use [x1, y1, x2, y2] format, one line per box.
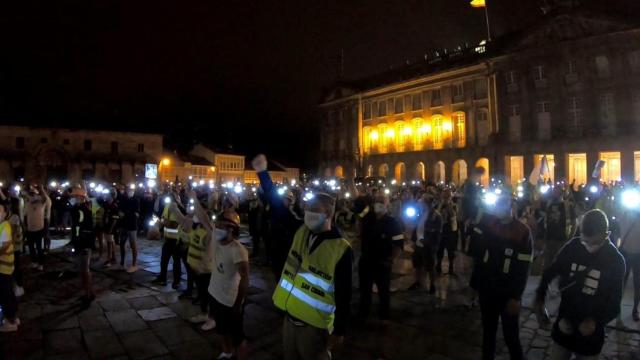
[189, 313, 209, 324]
[216, 352, 233, 360]
[37, 265, 44, 271]
[0, 321, 18, 332]
[14, 286, 25, 297]
[201, 318, 216, 331]
[126, 266, 138, 273]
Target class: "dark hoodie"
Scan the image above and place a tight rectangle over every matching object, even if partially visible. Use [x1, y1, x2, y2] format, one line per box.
[536, 237, 625, 356]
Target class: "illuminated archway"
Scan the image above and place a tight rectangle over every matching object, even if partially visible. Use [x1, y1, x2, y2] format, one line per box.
[415, 162, 426, 181]
[394, 162, 406, 183]
[366, 165, 374, 177]
[452, 160, 468, 186]
[434, 161, 446, 183]
[334, 165, 344, 179]
[475, 158, 490, 187]
[379, 163, 389, 178]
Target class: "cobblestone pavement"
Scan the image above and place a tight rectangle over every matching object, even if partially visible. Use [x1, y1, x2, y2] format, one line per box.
[1, 233, 639, 360]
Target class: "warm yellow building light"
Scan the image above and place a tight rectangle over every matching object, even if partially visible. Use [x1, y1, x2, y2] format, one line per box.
[162, 158, 171, 166]
[443, 121, 453, 131]
[419, 124, 432, 133]
[370, 130, 379, 140]
[402, 127, 413, 135]
[385, 129, 395, 137]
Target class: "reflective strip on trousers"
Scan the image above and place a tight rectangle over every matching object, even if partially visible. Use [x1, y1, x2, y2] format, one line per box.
[297, 272, 334, 293]
[278, 279, 335, 314]
[517, 253, 533, 262]
[165, 228, 179, 234]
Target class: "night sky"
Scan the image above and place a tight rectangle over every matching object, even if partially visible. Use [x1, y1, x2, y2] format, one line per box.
[1, 0, 638, 169]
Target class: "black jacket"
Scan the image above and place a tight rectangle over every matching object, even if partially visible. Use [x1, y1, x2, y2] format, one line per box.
[71, 203, 95, 250]
[536, 238, 625, 356]
[469, 212, 533, 300]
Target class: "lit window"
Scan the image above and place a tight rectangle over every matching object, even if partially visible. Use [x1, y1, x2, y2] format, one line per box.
[476, 110, 489, 146]
[432, 115, 444, 149]
[567, 59, 577, 75]
[395, 122, 406, 152]
[568, 153, 587, 188]
[452, 83, 464, 100]
[537, 101, 550, 113]
[431, 89, 442, 107]
[363, 102, 372, 119]
[600, 152, 621, 183]
[363, 127, 372, 154]
[394, 97, 404, 114]
[568, 97, 583, 133]
[378, 101, 387, 117]
[534, 154, 555, 182]
[412, 118, 425, 151]
[412, 93, 422, 110]
[378, 124, 389, 153]
[453, 112, 466, 148]
[533, 65, 545, 81]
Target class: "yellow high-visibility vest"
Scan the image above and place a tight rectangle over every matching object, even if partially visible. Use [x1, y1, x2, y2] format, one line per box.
[162, 206, 180, 240]
[0, 221, 14, 275]
[187, 226, 210, 273]
[272, 225, 351, 332]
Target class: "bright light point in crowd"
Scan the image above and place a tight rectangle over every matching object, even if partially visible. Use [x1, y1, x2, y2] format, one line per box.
[622, 189, 640, 209]
[96, 184, 104, 192]
[443, 121, 453, 131]
[378, 180, 382, 184]
[385, 129, 395, 138]
[370, 130, 379, 140]
[199, 180, 205, 185]
[517, 192, 524, 198]
[251, 187, 256, 192]
[494, 188, 502, 194]
[209, 183, 214, 189]
[411, 181, 416, 185]
[384, 189, 390, 195]
[188, 176, 193, 180]
[164, 197, 171, 204]
[102, 189, 110, 194]
[328, 179, 336, 187]
[226, 182, 233, 189]
[162, 158, 170, 166]
[189, 199, 194, 204]
[50, 181, 57, 188]
[233, 185, 242, 194]
[129, 184, 135, 190]
[517, 185, 523, 192]
[192, 182, 197, 187]
[331, 186, 336, 191]
[589, 185, 598, 194]
[312, 180, 320, 186]
[138, 183, 144, 188]
[303, 192, 314, 201]
[405, 207, 417, 218]
[277, 188, 285, 196]
[540, 185, 550, 194]
[147, 180, 156, 188]
[585, 197, 590, 201]
[0, 182, 3, 187]
[391, 179, 397, 185]
[212, 215, 216, 220]
[189, 206, 195, 211]
[345, 192, 351, 198]
[291, 180, 296, 186]
[484, 192, 498, 206]
[89, 182, 96, 188]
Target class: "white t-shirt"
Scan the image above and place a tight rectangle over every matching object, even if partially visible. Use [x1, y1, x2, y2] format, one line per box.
[208, 239, 249, 307]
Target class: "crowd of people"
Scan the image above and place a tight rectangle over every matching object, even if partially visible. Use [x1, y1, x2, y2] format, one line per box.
[0, 155, 638, 360]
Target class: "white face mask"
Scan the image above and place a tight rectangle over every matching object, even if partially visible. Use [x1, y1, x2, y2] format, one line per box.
[214, 228, 228, 242]
[373, 203, 387, 215]
[192, 214, 200, 224]
[304, 211, 327, 232]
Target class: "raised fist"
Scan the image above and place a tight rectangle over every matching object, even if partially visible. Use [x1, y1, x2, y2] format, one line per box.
[252, 154, 268, 172]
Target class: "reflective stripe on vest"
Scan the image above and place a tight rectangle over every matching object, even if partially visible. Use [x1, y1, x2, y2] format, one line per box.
[272, 225, 351, 331]
[162, 206, 180, 239]
[0, 221, 14, 275]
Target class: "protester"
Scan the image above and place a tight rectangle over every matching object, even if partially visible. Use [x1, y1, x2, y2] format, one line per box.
[358, 194, 404, 320]
[535, 209, 626, 359]
[8, 197, 24, 297]
[412, 196, 442, 294]
[118, 186, 140, 273]
[153, 191, 183, 288]
[619, 205, 640, 321]
[25, 184, 51, 271]
[69, 186, 96, 307]
[436, 188, 458, 276]
[102, 191, 119, 267]
[469, 188, 533, 360]
[208, 209, 250, 360]
[0, 202, 19, 332]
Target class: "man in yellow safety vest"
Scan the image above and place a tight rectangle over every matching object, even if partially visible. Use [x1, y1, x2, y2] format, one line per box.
[0, 202, 19, 332]
[153, 192, 184, 288]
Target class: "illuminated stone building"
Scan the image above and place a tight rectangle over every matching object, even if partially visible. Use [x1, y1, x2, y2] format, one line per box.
[320, 6, 640, 187]
[0, 126, 163, 184]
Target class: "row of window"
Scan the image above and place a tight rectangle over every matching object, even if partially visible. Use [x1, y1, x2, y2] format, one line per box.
[14, 137, 146, 154]
[362, 80, 488, 119]
[362, 112, 473, 154]
[218, 161, 243, 171]
[504, 51, 640, 86]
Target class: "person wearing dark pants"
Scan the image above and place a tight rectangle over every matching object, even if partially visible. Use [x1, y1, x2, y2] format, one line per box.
[619, 208, 640, 322]
[158, 238, 181, 288]
[469, 188, 533, 360]
[436, 189, 458, 275]
[358, 194, 403, 320]
[26, 229, 45, 269]
[8, 198, 24, 296]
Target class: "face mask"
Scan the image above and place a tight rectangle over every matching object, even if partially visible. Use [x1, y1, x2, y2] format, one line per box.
[373, 203, 387, 215]
[304, 211, 327, 232]
[69, 198, 78, 206]
[192, 214, 200, 224]
[214, 228, 228, 242]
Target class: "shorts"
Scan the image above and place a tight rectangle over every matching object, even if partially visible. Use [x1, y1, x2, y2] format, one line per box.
[76, 248, 92, 272]
[412, 242, 437, 270]
[210, 296, 245, 346]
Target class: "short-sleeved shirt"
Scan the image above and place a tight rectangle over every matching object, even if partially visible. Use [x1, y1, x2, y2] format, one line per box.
[208, 239, 249, 307]
[360, 213, 404, 263]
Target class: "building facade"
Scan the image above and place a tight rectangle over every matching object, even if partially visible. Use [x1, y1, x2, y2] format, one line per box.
[0, 126, 163, 184]
[320, 7, 640, 187]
